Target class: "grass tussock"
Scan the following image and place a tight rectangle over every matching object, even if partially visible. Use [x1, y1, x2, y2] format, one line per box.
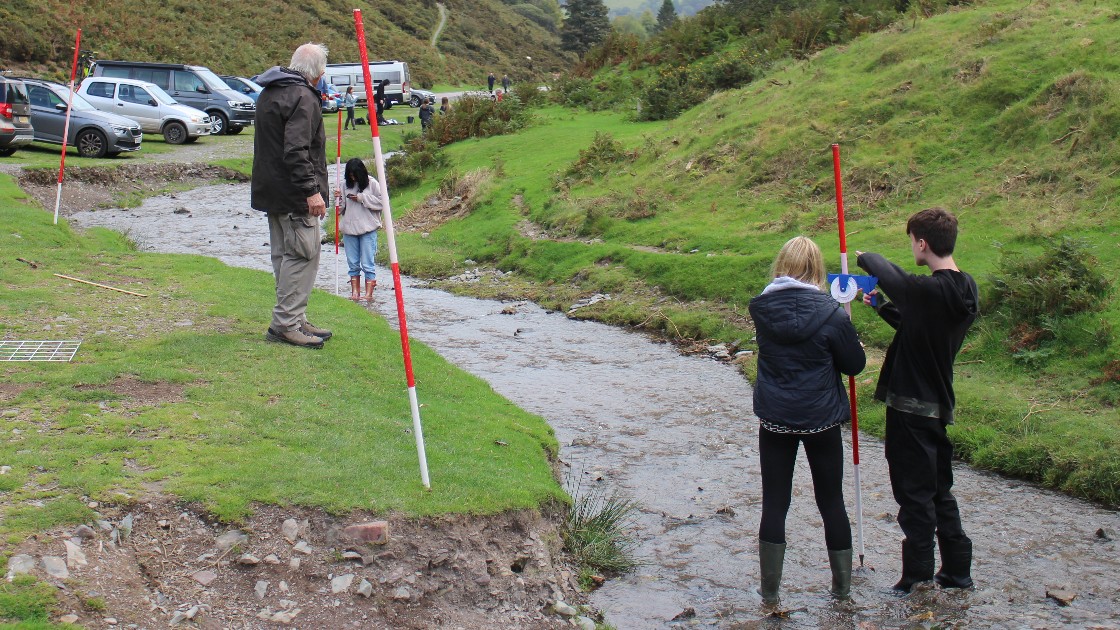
[561, 478, 642, 582]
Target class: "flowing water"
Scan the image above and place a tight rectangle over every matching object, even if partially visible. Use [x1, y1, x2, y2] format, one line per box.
[68, 183, 1120, 628]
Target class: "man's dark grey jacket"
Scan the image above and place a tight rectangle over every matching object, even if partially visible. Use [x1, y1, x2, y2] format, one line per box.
[251, 66, 328, 215]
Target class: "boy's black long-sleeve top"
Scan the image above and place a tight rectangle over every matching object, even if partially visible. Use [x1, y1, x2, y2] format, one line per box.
[856, 253, 979, 424]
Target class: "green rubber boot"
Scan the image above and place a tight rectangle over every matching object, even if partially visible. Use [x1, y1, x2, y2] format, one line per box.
[828, 548, 853, 599]
[757, 541, 786, 606]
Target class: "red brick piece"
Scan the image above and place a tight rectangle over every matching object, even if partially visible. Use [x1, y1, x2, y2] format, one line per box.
[342, 521, 390, 545]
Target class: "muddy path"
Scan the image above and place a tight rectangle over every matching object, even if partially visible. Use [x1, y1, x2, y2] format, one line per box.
[65, 183, 1120, 628]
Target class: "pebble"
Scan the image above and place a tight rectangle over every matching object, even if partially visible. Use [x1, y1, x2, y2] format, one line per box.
[279, 581, 289, 593]
[104, 618, 118, 625]
[331, 574, 354, 594]
[281, 518, 299, 543]
[216, 530, 248, 551]
[292, 541, 312, 555]
[42, 556, 69, 579]
[74, 524, 97, 540]
[263, 554, 281, 565]
[574, 616, 597, 630]
[0, 466, 10, 474]
[64, 540, 88, 568]
[1047, 589, 1077, 606]
[238, 554, 261, 565]
[392, 586, 411, 601]
[552, 601, 578, 617]
[118, 514, 133, 539]
[6, 554, 35, 578]
[357, 579, 373, 598]
[59, 614, 79, 624]
[289, 557, 301, 570]
[255, 580, 269, 599]
[191, 570, 218, 586]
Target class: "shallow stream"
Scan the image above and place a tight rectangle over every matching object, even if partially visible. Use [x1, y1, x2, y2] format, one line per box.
[69, 183, 1120, 628]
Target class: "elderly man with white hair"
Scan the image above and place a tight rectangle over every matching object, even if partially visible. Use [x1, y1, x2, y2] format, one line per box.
[251, 43, 333, 349]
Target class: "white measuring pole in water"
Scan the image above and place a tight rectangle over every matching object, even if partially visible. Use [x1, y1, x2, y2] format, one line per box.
[353, 9, 431, 490]
[53, 28, 82, 225]
[832, 143, 866, 567]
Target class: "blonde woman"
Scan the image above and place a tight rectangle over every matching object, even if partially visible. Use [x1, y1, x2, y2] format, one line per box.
[747, 236, 866, 606]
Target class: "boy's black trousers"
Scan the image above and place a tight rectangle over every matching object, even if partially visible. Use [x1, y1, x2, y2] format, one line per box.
[884, 408, 970, 551]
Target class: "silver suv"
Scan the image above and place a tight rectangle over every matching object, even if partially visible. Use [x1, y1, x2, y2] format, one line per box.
[22, 78, 142, 158]
[0, 76, 34, 157]
[78, 77, 211, 144]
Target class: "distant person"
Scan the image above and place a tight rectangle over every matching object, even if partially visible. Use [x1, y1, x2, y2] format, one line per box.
[375, 79, 389, 125]
[501, 74, 511, 92]
[439, 95, 450, 115]
[748, 236, 866, 606]
[418, 97, 435, 131]
[342, 86, 356, 130]
[487, 71, 496, 93]
[251, 43, 332, 349]
[495, 89, 504, 103]
[337, 158, 383, 302]
[856, 208, 979, 592]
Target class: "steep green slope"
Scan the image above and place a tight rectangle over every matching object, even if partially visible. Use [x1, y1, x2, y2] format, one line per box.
[394, 0, 1120, 503]
[0, 0, 570, 86]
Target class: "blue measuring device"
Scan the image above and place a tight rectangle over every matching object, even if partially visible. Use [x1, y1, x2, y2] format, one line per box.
[827, 273, 878, 306]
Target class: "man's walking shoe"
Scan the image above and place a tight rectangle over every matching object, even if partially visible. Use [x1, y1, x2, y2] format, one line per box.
[301, 320, 332, 341]
[934, 535, 975, 589]
[266, 327, 324, 349]
[893, 539, 935, 592]
[828, 548, 853, 599]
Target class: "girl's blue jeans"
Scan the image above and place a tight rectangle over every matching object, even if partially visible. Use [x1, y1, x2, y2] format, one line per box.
[343, 231, 377, 281]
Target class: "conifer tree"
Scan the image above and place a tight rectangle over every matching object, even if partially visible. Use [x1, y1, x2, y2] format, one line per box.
[655, 0, 678, 33]
[561, 0, 611, 56]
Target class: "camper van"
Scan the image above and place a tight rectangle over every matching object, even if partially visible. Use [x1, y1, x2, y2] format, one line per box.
[324, 61, 410, 107]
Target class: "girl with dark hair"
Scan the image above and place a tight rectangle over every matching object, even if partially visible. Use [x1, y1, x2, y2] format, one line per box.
[337, 158, 383, 301]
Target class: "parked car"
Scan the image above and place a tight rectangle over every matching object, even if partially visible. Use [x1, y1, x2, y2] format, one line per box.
[221, 75, 262, 102]
[88, 61, 254, 135]
[22, 78, 142, 158]
[316, 77, 339, 113]
[0, 76, 35, 157]
[409, 88, 435, 108]
[77, 77, 211, 144]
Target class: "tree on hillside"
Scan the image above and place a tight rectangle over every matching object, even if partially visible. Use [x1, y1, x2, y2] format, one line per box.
[613, 14, 650, 39]
[655, 0, 678, 32]
[561, 0, 611, 56]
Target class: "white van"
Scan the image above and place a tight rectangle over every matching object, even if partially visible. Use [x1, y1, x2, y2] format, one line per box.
[78, 77, 212, 144]
[324, 61, 410, 107]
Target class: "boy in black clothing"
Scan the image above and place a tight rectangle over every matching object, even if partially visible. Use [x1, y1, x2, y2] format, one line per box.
[856, 207, 979, 592]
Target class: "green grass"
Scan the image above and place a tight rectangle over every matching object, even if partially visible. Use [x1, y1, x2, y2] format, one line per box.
[386, 0, 1120, 505]
[0, 174, 566, 534]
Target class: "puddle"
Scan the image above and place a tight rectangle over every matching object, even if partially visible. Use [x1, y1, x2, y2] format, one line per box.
[68, 183, 1120, 628]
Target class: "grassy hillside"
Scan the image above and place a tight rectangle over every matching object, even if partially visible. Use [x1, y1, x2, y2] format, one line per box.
[389, 0, 1120, 504]
[0, 0, 570, 86]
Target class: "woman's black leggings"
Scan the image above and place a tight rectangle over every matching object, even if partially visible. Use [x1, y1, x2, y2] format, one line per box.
[758, 425, 852, 551]
[344, 107, 355, 129]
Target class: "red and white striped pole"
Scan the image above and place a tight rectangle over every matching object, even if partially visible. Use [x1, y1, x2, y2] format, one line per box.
[53, 28, 81, 225]
[833, 143, 865, 566]
[354, 9, 431, 489]
[335, 108, 342, 297]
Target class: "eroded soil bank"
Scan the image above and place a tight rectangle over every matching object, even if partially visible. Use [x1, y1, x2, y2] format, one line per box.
[63, 183, 1120, 629]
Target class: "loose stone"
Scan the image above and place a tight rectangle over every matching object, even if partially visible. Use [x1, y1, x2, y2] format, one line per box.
[357, 579, 373, 598]
[281, 519, 299, 543]
[331, 574, 354, 594]
[292, 541, 312, 555]
[6, 554, 35, 578]
[238, 554, 261, 566]
[74, 525, 96, 540]
[191, 570, 218, 586]
[263, 554, 281, 565]
[60, 614, 79, 624]
[255, 580, 269, 599]
[216, 530, 248, 551]
[341, 521, 390, 545]
[552, 601, 578, 617]
[64, 540, 88, 568]
[42, 556, 69, 579]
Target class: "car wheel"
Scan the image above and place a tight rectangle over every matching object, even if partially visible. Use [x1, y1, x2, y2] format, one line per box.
[227, 125, 244, 135]
[0, 148, 16, 157]
[209, 111, 228, 135]
[163, 121, 188, 145]
[76, 129, 108, 158]
[410, 95, 421, 108]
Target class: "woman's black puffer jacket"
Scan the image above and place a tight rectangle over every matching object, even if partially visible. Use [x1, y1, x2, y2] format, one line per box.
[748, 279, 866, 431]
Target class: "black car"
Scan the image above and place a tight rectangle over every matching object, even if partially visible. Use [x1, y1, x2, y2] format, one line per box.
[0, 76, 34, 157]
[22, 78, 142, 158]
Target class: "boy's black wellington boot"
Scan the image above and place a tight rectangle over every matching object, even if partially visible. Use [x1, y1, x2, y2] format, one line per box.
[828, 548, 853, 599]
[934, 535, 975, 589]
[757, 541, 786, 606]
[893, 539, 935, 592]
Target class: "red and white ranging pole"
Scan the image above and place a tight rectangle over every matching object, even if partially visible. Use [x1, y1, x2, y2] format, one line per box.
[353, 9, 431, 489]
[53, 28, 82, 225]
[335, 108, 342, 297]
[832, 143, 866, 566]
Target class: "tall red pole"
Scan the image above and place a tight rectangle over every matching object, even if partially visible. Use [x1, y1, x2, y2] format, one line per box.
[53, 28, 81, 225]
[355, 9, 430, 489]
[833, 143, 865, 566]
[335, 108, 342, 296]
